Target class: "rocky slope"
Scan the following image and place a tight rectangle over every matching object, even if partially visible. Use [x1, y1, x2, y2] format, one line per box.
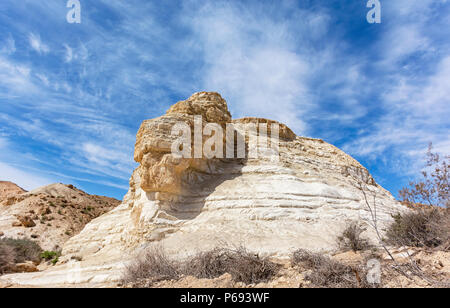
[0, 182, 26, 204]
[0, 92, 408, 287]
[0, 183, 120, 250]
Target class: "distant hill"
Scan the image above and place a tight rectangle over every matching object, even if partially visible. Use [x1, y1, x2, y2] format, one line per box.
[0, 181, 26, 203]
[0, 182, 120, 251]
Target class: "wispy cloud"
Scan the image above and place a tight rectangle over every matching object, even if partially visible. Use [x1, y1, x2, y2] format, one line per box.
[63, 44, 73, 62]
[0, 57, 36, 93]
[28, 33, 50, 54]
[184, 1, 328, 133]
[0, 34, 16, 55]
[0, 161, 54, 191]
[342, 0, 450, 178]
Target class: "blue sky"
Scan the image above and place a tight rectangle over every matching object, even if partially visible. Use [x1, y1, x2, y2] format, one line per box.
[0, 0, 449, 200]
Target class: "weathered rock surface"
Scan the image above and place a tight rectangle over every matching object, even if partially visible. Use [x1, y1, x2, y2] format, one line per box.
[1, 92, 408, 287]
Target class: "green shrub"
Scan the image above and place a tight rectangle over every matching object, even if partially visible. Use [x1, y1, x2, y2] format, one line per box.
[40, 250, 61, 265]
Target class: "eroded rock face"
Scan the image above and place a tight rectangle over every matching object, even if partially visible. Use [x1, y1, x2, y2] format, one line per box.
[134, 92, 233, 196]
[1, 92, 408, 286]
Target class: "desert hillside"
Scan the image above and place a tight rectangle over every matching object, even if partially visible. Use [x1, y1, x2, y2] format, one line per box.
[0, 182, 120, 251]
[0, 182, 26, 203]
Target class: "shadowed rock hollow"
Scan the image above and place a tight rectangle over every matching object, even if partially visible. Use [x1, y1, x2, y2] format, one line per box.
[0, 92, 407, 286]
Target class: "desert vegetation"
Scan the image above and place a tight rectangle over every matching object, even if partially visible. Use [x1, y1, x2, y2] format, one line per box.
[291, 248, 371, 288]
[399, 144, 449, 209]
[348, 144, 450, 287]
[386, 209, 449, 249]
[0, 238, 42, 275]
[387, 144, 449, 250]
[337, 221, 372, 252]
[122, 246, 280, 287]
[40, 250, 61, 265]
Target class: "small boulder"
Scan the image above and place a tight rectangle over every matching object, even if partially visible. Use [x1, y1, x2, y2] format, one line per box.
[18, 216, 36, 228]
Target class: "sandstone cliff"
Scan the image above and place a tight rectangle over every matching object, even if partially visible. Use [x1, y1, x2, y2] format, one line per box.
[0, 92, 408, 286]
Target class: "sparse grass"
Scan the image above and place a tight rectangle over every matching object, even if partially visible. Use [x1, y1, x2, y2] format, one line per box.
[51, 256, 59, 265]
[40, 250, 58, 260]
[291, 249, 369, 288]
[40, 250, 61, 266]
[337, 221, 372, 252]
[122, 246, 279, 286]
[0, 238, 42, 274]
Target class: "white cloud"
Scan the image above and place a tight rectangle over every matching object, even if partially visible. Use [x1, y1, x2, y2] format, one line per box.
[28, 33, 49, 54]
[81, 142, 132, 176]
[63, 43, 88, 63]
[185, 3, 318, 133]
[342, 0, 450, 177]
[381, 25, 430, 66]
[35, 73, 50, 86]
[0, 161, 54, 191]
[344, 56, 450, 172]
[0, 57, 36, 92]
[64, 44, 73, 62]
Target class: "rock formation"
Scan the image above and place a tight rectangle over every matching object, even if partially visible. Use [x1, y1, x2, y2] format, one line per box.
[0, 92, 408, 286]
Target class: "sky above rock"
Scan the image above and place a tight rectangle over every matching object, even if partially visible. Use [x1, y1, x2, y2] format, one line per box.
[0, 0, 449, 199]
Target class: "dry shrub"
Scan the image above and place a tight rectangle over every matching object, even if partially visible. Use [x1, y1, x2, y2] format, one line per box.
[337, 222, 372, 252]
[123, 246, 180, 284]
[182, 248, 229, 279]
[123, 246, 279, 286]
[0, 243, 15, 275]
[386, 208, 450, 248]
[291, 249, 368, 288]
[399, 144, 449, 208]
[184, 247, 279, 284]
[0, 237, 42, 275]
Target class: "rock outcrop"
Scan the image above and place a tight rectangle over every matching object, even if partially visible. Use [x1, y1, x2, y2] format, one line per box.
[0, 92, 408, 286]
[0, 182, 26, 205]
